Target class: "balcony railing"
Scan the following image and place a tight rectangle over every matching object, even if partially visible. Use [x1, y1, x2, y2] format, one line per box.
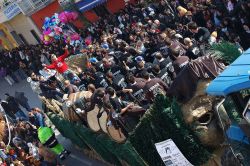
[17, 0, 54, 16]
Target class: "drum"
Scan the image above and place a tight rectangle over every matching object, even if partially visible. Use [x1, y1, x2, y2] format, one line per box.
[63, 91, 92, 122]
[106, 106, 145, 143]
[106, 116, 126, 143]
[98, 108, 108, 133]
[86, 105, 101, 132]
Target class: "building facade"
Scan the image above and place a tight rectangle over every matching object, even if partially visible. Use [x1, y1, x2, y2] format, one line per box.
[0, 2, 41, 46]
[0, 0, 136, 49]
[0, 23, 18, 50]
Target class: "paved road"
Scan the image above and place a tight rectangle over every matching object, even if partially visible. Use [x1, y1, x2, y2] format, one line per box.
[0, 79, 105, 166]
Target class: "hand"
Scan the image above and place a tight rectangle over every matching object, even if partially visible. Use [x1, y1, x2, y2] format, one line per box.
[44, 67, 49, 72]
[122, 89, 133, 93]
[128, 103, 134, 109]
[77, 67, 82, 73]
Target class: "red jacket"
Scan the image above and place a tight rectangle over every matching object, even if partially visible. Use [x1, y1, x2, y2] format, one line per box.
[45, 50, 69, 73]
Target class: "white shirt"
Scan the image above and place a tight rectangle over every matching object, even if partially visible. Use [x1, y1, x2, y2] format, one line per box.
[19, 51, 25, 60]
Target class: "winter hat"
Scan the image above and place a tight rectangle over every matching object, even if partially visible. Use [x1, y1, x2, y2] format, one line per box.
[101, 43, 109, 50]
[135, 56, 144, 63]
[177, 6, 187, 17]
[175, 34, 183, 39]
[89, 57, 98, 63]
[85, 39, 91, 46]
[211, 31, 218, 38]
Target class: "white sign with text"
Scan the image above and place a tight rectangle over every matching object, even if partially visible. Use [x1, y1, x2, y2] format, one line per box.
[155, 139, 193, 166]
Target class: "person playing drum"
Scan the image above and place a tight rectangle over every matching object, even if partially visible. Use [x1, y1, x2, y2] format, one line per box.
[105, 87, 146, 136]
[86, 88, 110, 113]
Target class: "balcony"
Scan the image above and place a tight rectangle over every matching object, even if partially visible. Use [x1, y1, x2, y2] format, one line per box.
[17, 0, 54, 16]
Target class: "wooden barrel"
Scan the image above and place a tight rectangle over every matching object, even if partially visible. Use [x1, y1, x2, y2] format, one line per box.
[86, 105, 101, 132]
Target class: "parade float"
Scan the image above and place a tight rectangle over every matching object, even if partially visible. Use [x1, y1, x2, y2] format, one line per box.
[37, 35, 250, 166]
[34, 11, 250, 165]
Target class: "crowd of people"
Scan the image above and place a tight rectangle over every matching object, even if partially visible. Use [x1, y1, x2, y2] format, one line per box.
[27, 0, 250, 135]
[0, 92, 71, 165]
[0, 107, 62, 165]
[0, 0, 250, 165]
[0, 43, 75, 86]
[1, 0, 249, 87]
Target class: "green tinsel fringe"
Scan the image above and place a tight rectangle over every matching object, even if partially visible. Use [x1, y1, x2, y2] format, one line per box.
[210, 41, 241, 64]
[47, 113, 88, 149]
[129, 95, 213, 166]
[47, 95, 214, 166]
[47, 112, 147, 166]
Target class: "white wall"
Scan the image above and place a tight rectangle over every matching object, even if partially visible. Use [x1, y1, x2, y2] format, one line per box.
[6, 13, 41, 45]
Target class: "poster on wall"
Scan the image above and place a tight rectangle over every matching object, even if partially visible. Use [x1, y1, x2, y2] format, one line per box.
[155, 139, 193, 166]
[3, 3, 21, 20]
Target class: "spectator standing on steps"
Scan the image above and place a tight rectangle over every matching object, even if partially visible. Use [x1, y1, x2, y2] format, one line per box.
[4, 93, 28, 121]
[0, 99, 16, 120]
[15, 91, 31, 112]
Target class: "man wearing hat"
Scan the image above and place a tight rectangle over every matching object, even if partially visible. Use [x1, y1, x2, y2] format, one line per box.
[89, 57, 104, 72]
[134, 56, 153, 78]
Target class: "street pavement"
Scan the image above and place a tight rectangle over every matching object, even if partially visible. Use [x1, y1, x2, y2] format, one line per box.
[0, 79, 105, 166]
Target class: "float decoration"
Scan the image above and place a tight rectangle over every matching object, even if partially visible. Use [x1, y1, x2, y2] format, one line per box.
[41, 11, 80, 46]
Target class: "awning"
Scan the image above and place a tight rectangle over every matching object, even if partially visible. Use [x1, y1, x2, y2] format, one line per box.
[206, 48, 250, 96]
[75, 0, 107, 12]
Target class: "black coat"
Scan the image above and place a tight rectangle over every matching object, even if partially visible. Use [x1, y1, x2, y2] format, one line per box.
[6, 96, 20, 114]
[1, 101, 16, 118]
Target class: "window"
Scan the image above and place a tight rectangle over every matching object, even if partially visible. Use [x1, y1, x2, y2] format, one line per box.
[18, 34, 28, 45]
[30, 30, 41, 43]
[10, 31, 23, 45]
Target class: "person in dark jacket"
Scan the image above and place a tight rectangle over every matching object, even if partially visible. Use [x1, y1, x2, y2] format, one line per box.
[15, 91, 31, 112]
[64, 80, 79, 96]
[142, 71, 168, 103]
[0, 99, 16, 120]
[5, 93, 27, 120]
[188, 22, 210, 43]
[39, 77, 64, 100]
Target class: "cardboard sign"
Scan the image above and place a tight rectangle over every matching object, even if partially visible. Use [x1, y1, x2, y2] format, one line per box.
[155, 139, 193, 166]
